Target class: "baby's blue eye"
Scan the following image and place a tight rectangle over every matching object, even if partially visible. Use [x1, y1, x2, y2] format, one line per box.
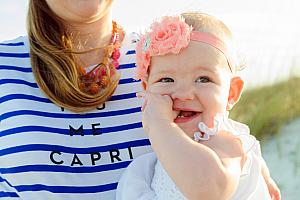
[159, 78, 174, 83]
[196, 76, 211, 83]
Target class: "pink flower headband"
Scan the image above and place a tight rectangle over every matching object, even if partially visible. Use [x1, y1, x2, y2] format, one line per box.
[136, 15, 236, 81]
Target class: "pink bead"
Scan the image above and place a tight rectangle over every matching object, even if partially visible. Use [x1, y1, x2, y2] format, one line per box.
[97, 73, 102, 81]
[112, 49, 121, 60]
[94, 68, 99, 75]
[115, 34, 119, 41]
[101, 68, 107, 76]
[112, 60, 119, 68]
[110, 70, 115, 76]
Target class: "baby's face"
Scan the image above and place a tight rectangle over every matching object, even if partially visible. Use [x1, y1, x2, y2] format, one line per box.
[145, 41, 233, 137]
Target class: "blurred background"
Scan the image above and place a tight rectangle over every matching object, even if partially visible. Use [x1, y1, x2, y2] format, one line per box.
[1, 0, 299, 199]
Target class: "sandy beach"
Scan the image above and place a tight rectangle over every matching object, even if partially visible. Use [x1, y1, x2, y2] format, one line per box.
[262, 118, 300, 200]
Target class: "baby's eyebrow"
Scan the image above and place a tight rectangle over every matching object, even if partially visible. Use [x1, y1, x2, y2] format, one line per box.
[152, 68, 176, 76]
[194, 65, 218, 74]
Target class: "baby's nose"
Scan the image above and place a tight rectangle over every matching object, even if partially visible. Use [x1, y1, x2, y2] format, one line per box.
[171, 84, 194, 101]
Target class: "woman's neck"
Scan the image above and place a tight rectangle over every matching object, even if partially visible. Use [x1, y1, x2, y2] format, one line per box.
[65, 12, 115, 67]
[66, 12, 113, 51]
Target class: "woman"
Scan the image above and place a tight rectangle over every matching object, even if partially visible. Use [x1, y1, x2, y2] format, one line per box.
[0, 0, 151, 199]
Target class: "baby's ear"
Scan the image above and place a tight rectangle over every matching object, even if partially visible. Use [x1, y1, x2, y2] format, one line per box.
[227, 77, 244, 110]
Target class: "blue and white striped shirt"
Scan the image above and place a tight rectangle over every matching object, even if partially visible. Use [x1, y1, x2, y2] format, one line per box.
[0, 33, 152, 199]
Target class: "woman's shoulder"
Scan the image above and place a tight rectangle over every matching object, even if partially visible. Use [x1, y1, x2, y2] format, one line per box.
[0, 36, 30, 63]
[123, 32, 140, 45]
[0, 36, 29, 51]
[0, 36, 30, 62]
[118, 32, 140, 76]
[0, 36, 31, 85]
[120, 32, 139, 54]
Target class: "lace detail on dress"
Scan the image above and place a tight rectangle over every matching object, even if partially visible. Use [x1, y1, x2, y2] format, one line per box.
[151, 161, 187, 200]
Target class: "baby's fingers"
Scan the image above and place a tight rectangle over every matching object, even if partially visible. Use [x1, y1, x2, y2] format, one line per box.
[271, 191, 281, 200]
[136, 91, 173, 112]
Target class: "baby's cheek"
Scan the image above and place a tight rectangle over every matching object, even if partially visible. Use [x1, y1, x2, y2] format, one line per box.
[148, 85, 171, 95]
[198, 88, 226, 113]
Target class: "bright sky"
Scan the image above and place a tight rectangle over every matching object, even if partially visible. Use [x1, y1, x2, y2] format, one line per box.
[1, 0, 298, 41]
[0, 0, 299, 88]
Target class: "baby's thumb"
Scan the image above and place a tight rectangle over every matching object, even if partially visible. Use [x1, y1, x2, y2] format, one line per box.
[172, 110, 179, 121]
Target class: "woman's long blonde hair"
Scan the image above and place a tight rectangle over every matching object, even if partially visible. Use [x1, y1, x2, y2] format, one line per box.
[27, 0, 120, 113]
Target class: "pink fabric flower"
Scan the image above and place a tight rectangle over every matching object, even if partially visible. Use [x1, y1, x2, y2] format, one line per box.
[135, 15, 193, 81]
[136, 35, 151, 80]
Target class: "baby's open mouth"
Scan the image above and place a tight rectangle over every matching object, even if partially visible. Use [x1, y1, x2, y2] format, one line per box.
[174, 111, 201, 123]
[176, 111, 198, 119]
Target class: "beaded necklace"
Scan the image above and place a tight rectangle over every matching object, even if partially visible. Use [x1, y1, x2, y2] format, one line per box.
[78, 21, 123, 95]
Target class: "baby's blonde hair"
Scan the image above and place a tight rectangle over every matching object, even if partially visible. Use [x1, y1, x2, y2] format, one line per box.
[181, 12, 245, 72]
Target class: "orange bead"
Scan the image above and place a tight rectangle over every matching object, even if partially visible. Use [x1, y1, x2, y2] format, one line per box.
[89, 83, 100, 95]
[79, 82, 85, 90]
[78, 66, 86, 75]
[101, 76, 109, 87]
[112, 21, 118, 32]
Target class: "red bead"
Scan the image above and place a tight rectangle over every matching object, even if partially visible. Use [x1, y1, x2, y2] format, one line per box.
[112, 49, 120, 60]
[86, 72, 93, 80]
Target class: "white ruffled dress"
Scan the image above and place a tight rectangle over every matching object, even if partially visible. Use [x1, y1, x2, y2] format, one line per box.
[116, 118, 271, 200]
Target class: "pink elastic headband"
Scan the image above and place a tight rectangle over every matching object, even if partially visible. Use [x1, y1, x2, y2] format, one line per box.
[190, 31, 235, 73]
[135, 15, 236, 81]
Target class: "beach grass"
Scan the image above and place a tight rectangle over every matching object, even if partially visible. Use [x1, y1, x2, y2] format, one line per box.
[229, 77, 300, 140]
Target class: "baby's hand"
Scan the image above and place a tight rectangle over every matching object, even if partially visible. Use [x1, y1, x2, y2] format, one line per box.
[137, 91, 178, 134]
[265, 177, 281, 200]
[261, 158, 281, 200]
